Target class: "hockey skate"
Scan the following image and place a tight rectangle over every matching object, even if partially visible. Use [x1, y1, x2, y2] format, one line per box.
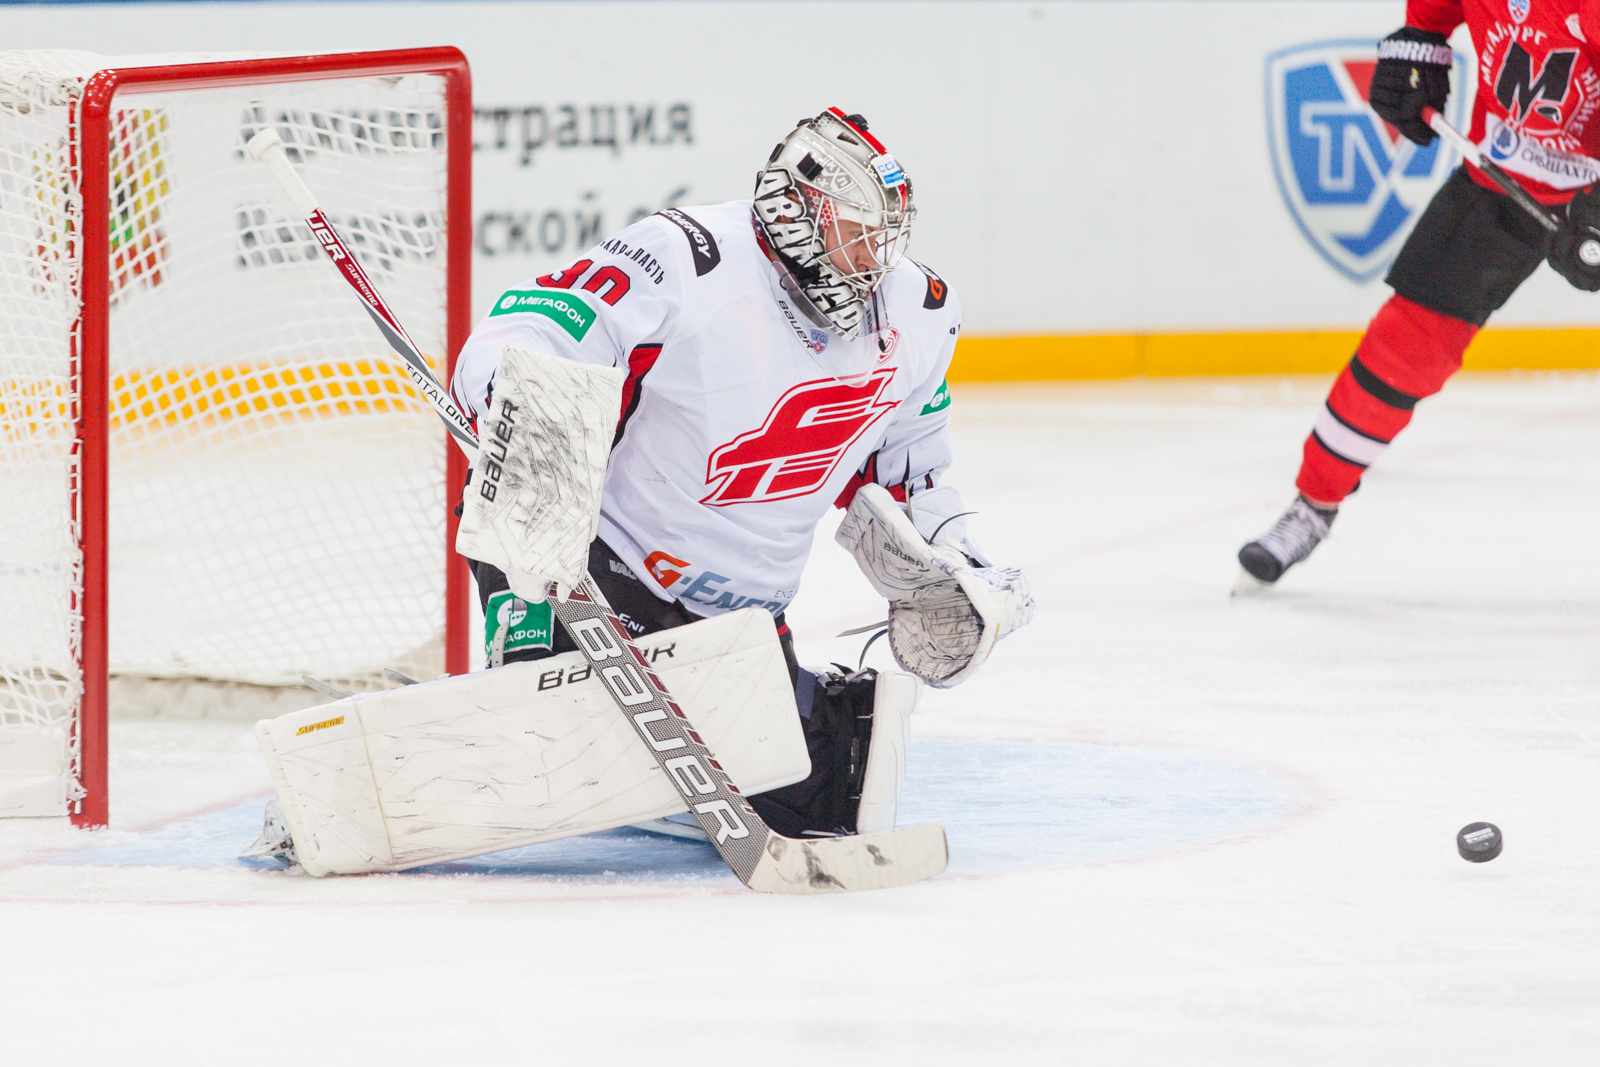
[240, 798, 299, 869]
[1236, 495, 1337, 589]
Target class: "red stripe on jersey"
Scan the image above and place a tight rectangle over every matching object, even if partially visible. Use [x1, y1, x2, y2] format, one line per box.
[832, 451, 910, 510]
[614, 344, 664, 448]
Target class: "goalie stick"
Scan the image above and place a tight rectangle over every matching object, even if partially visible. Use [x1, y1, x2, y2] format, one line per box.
[246, 129, 948, 893]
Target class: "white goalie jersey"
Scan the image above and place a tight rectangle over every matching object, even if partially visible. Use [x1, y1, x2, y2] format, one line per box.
[452, 200, 961, 619]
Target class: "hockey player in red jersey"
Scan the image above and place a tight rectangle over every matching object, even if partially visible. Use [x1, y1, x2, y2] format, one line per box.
[1239, 0, 1600, 584]
[453, 110, 1033, 838]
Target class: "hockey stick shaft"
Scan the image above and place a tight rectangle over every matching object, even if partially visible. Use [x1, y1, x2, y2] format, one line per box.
[248, 136, 946, 893]
[1423, 108, 1560, 233]
[245, 130, 480, 456]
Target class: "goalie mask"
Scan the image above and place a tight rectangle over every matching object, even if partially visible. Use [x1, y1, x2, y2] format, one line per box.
[753, 108, 916, 343]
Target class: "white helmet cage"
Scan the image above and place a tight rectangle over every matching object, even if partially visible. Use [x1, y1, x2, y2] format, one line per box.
[753, 108, 916, 339]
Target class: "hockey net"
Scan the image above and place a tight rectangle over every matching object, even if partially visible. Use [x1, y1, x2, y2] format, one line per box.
[0, 49, 472, 824]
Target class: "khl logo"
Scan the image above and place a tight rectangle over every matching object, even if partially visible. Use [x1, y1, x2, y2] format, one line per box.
[1266, 39, 1470, 282]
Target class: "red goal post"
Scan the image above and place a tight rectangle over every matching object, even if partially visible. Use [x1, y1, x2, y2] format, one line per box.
[0, 48, 474, 827]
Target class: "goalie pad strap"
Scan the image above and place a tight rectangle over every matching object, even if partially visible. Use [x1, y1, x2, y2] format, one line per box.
[750, 668, 877, 837]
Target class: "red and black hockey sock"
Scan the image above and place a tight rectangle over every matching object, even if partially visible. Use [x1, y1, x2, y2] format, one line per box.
[1295, 295, 1475, 505]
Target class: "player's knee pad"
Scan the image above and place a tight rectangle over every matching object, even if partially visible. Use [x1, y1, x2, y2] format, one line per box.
[748, 667, 920, 837]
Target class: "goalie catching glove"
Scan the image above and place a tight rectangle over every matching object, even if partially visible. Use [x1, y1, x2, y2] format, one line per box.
[836, 483, 1033, 688]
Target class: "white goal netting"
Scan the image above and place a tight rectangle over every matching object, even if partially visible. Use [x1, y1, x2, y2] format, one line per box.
[0, 50, 460, 816]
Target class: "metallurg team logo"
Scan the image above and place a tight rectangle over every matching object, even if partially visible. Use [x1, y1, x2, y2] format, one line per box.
[1266, 39, 1471, 282]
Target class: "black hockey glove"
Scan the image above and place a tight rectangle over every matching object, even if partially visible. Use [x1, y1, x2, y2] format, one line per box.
[1548, 186, 1600, 292]
[1368, 27, 1453, 146]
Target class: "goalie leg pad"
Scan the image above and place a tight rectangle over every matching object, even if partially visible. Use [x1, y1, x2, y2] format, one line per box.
[748, 667, 917, 837]
[856, 671, 918, 835]
[255, 609, 808, 876]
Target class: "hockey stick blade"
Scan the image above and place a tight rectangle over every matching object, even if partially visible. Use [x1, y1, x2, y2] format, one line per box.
[746, 822, 949, 894]
[249, 138, 949, 894]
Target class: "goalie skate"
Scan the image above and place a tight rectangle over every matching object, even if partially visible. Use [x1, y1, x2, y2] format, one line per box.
[240, 798, 298, 869]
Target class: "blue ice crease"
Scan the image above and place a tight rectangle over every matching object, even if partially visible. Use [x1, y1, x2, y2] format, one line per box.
[44, 739, 1305, 883]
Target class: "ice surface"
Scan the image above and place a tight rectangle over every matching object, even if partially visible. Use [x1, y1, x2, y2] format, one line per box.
[3, 374, 1599, 1064]
[19, 739, 1301, 882]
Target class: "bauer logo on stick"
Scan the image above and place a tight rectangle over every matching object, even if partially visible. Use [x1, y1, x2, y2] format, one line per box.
[1265, 40, 1470, 282]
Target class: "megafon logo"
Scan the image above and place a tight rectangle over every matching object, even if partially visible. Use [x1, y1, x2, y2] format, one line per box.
[1266, 40, 1470, 282]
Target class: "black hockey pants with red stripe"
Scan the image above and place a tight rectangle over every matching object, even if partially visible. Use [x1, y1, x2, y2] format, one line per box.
[1296, 167, 1550, 505]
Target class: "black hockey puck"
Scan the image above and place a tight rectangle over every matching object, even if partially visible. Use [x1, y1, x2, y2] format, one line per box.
[1457, 822, 1502, 862]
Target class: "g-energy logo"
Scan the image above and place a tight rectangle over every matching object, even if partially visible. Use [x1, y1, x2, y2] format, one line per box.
[913, 260, 948, 309]
[658, 208, 721, 276]
[478, 398, 518, 502]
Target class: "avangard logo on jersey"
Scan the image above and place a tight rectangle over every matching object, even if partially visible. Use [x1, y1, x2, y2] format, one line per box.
[701, 370, 898, 506]
[1266, 40, 1470, 282]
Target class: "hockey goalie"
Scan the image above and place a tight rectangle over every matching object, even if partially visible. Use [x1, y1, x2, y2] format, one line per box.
[249, 109, 1033, 876]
